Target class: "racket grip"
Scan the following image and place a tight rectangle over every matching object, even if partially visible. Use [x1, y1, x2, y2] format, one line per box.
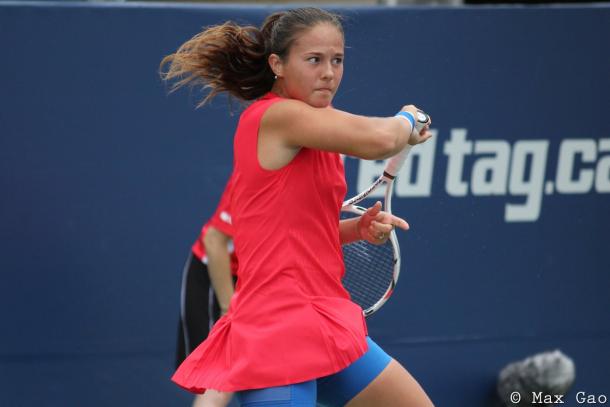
[414, 110, 430, 133]
[385, 109, 429, 177]
[385, 144, 412, 177]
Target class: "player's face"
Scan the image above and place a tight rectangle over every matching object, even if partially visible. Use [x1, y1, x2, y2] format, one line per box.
[274, 23, 344, 108]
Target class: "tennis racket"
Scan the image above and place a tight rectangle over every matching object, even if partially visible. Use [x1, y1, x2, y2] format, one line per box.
[341, 110, 430, 317]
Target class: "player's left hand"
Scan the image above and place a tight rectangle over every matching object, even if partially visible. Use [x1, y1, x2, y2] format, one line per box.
[358, 201, 409, 245]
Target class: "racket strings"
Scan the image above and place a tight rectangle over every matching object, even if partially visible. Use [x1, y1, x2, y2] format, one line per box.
[342, 239, 396, 312]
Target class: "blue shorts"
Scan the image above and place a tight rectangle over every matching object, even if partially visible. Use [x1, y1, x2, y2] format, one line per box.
[235, 337, 392, 407]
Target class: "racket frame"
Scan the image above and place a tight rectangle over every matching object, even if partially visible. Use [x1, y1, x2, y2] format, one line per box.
[341, 109, 430, 316]
[341, 171, 401, 317]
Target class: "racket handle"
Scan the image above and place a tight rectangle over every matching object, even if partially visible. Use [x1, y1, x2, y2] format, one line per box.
[385, 109, 430, 177]
[385, 144, 412, 177]
[414, 110, 430, 133]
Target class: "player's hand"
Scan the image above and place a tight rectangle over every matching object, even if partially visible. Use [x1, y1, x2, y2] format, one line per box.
[399, 105, 433, 146]
[358, 201, 409, 245]
[410, 121, 433, 145]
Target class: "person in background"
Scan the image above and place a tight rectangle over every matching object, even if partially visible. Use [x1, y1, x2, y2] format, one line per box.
[175, 176, 236, 407]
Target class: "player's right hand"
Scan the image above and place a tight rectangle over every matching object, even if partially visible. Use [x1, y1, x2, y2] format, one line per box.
[399, 105, 433, 146]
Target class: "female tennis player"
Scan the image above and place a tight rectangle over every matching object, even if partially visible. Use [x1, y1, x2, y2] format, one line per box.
[176, 176, 236, 407]
[162, 7, 434, 406]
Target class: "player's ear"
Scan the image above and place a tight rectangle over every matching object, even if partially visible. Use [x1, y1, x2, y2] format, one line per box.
[268, 53, 283, 78]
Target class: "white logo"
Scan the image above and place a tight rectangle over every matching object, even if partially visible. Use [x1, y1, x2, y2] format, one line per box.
[219, 211, 232, 224]
[355, 129, 610, 222]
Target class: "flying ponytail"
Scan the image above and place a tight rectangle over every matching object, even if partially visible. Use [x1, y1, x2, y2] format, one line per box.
[160, 22, 273, 106]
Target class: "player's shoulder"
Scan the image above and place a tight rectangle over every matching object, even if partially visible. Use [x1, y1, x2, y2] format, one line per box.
[263, 98, 317, 126]
[239, 95, 295, 125]
[266, 98, 307, 114]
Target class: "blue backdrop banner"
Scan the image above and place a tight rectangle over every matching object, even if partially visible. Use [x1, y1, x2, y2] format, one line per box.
[1, 3, 609, 406]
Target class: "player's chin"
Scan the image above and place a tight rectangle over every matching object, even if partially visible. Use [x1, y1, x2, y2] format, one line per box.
[309, 91, 334, 108]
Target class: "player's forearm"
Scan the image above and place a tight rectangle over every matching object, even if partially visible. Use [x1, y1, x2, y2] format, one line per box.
[339, 217, 361, 245]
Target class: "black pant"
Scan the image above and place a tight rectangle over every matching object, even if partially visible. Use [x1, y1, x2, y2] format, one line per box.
[175, 253, 221, 369]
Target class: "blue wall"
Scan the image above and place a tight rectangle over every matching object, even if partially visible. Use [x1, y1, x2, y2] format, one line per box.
[1, 2, 609, 406]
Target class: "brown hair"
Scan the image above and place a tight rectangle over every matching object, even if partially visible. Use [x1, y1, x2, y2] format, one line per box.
[160, 7, 344, 107]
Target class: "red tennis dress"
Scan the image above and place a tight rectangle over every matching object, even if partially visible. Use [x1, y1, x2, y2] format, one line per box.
[172, 93, 368, 393]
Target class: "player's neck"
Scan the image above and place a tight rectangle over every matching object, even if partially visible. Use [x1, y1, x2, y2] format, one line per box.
[270, 81, 289, 99]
